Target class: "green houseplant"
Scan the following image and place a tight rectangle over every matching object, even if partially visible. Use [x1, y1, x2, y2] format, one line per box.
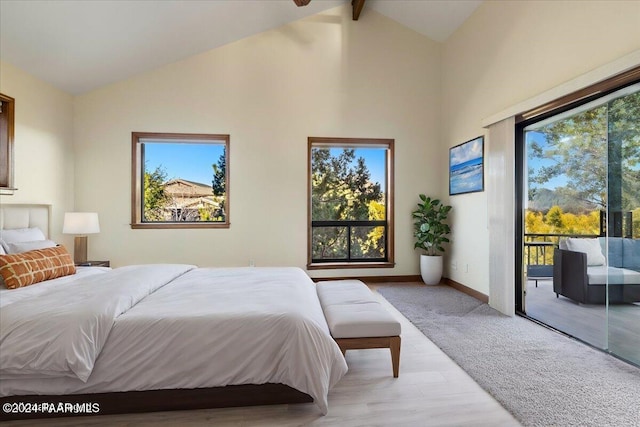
[412, 194, 452, 284]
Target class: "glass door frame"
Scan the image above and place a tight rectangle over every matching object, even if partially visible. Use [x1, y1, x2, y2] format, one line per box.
[514, 69, 640, 316]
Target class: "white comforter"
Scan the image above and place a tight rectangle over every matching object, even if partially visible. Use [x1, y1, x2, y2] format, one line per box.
[0, 266, 347, 414]
[1, 264, 195, 381]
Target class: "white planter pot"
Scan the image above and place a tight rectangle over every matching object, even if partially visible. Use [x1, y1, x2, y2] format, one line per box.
[420, 254, 443, 285]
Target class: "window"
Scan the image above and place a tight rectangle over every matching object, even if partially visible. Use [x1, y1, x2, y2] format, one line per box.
[0, 93, 15, 194]
[308, 137, 394, 268]
[131, 132, 229, 229]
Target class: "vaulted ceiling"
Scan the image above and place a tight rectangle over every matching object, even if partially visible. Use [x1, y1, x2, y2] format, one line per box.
[0, 0, 482, 95]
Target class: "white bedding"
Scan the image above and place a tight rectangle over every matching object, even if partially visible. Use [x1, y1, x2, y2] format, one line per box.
[1, 264, 195, 381]
[0, 266, 347, 414]
[0, 266, 111, 307]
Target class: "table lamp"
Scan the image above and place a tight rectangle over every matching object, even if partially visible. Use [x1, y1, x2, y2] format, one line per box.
[63, 212, 100, 264]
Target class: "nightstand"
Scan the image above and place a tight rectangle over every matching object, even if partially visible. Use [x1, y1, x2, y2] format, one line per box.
[76, 261, 110, 267]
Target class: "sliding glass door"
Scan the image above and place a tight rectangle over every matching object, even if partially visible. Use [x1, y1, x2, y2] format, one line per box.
[519, 82, 640, 366]
[606, 88, 640, 364]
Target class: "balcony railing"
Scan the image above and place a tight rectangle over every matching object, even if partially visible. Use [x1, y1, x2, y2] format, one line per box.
[524, 233, 600, 267]
[311, 220, 387, 263]
[524, 233, 597, 285]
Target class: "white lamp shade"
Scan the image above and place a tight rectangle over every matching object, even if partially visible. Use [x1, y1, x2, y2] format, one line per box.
[63, 212, 100, 235]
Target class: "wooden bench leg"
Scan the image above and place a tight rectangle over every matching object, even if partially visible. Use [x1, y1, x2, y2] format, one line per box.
[336, 336, 401, 377]
[390, 336, 401, 378]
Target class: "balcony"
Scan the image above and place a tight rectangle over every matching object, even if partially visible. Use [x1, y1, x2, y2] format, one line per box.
[524, 233, 599, 286]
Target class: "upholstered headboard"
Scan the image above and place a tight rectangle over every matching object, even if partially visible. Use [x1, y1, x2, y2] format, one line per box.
[0, 204, 52, 238]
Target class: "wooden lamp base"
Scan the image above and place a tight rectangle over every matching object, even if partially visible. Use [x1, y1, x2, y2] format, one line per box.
[74, 236, 88, 264]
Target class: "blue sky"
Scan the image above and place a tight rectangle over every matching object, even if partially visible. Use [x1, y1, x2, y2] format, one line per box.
[525, 131, 568, 190]
[145, 143, 225, 184]
[144, 143, 387, 189]
[328, 147, 387, 192]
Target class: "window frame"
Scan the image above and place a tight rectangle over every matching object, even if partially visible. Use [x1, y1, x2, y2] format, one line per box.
[307, 137, 395, 269]
[131, 132, 230, 229]
[0, 93, 16, 194]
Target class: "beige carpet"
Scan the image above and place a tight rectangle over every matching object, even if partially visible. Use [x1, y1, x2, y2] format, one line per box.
[378, 284, 640, 427]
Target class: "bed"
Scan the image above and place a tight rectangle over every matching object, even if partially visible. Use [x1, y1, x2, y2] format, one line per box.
[0, 204, 347, 420]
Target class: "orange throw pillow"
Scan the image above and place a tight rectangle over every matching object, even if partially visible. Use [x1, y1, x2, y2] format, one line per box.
[0, 246, 76, 289]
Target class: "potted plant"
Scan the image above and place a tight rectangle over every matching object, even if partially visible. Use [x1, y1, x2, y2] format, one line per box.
[412, 194, 452, 285]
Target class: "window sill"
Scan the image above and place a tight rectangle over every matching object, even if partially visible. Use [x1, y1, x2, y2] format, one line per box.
[307, 261, 395, 270]
[131, 222, 230, 230]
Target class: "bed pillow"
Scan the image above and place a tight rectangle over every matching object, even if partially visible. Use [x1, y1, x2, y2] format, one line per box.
[0, 227, 47, 252]
[0, 244, 5, 255]
[0, 227, 47, 243]
[565, 238, 606, 266]
[0, 246, 76, 289]
[5, 239, 58, 254]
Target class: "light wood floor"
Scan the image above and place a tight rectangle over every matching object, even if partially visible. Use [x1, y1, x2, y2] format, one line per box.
[5, 284, 520, 427]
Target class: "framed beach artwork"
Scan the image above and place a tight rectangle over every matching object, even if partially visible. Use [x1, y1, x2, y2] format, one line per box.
[449, 136, 484, 196]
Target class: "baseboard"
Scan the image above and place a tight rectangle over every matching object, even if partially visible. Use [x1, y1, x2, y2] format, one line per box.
[311, 275, 489, 304]
[444, 278, 489, 303]
[313, 275, 421, 283]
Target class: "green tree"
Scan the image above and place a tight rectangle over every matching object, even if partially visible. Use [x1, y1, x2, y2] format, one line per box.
[211, 152, 227, 221]
[212, 152, 226, 196]
[311, 148, 384, 259]
[529, 91, 640, 210]
[610, 92, 640, 211]
[361, 200, 386, 257]
[144, 165, 169, 221]
[545, 205, 565, 230]
[632, 207, 640, 238]
[530, 105, 608, 208]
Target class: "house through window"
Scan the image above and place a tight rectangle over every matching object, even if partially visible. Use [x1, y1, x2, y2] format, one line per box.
[308, 137, 394, 268]
[131, 132, 229, 229]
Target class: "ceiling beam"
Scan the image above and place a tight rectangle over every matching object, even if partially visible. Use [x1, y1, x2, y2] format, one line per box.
[292, 0, 365, 19]
[352, 0, 366, 20]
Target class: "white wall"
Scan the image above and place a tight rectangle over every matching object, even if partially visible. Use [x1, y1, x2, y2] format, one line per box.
[73, 5, 442, 276]
[442, 0, 640, 297]
[6, 1, 635, 290]
[0, 61, 75, 246]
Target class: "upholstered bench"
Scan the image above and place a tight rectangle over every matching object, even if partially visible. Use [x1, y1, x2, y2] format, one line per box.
[316, 280, 401, 377]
